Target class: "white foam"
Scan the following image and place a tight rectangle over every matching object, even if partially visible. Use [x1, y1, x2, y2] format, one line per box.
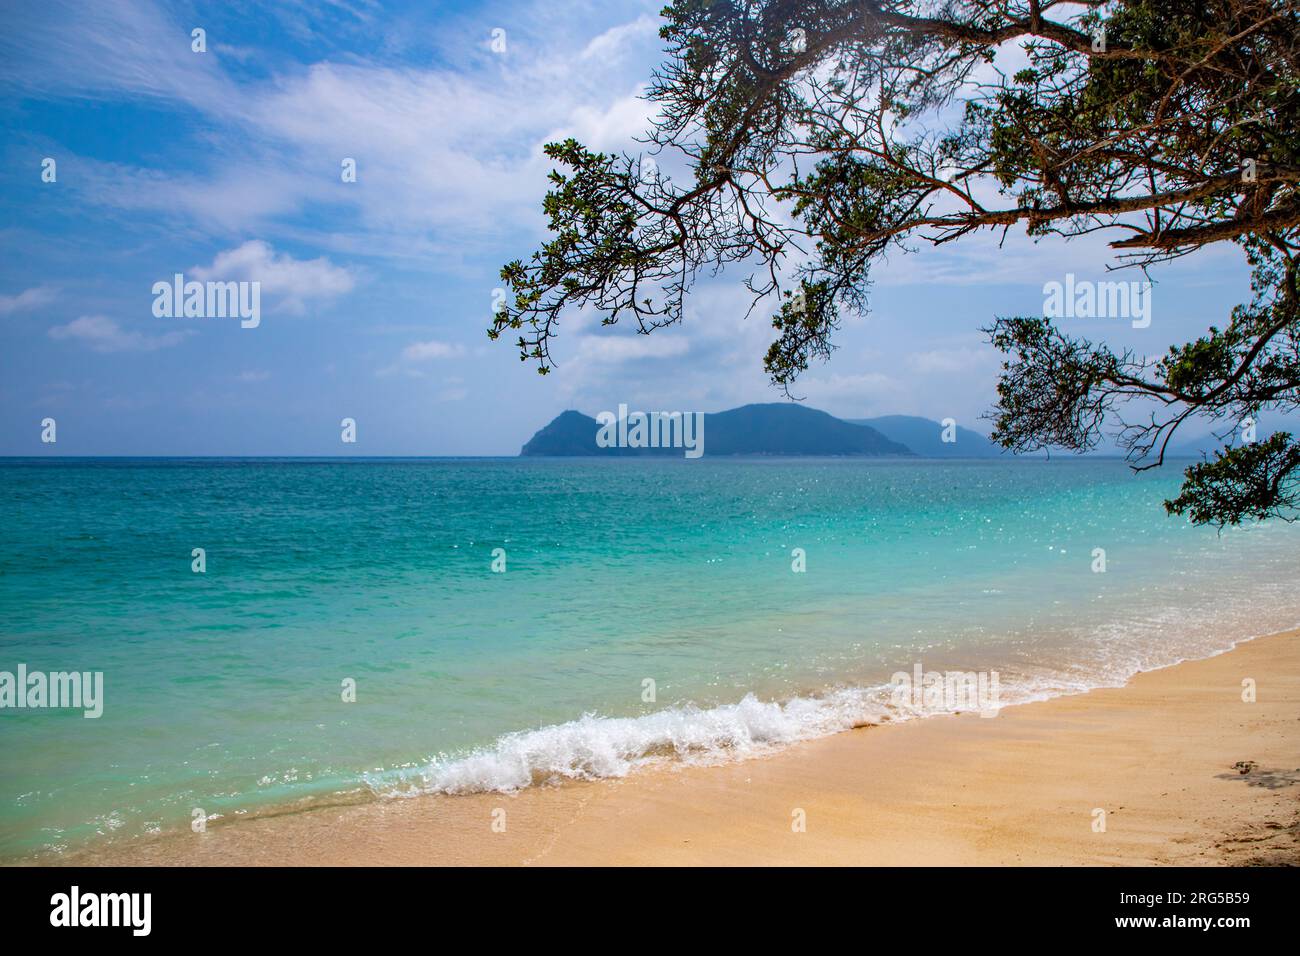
[365, 672, 1096, 799]
[369, 687, 899, 797]
[364, 550, 1300, 801]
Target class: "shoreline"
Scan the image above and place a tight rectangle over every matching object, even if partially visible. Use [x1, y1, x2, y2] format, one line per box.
[51, 627, 1299, 866]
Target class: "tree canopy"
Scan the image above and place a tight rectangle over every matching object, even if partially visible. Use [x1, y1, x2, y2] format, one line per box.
[492, 0, 1300, 526]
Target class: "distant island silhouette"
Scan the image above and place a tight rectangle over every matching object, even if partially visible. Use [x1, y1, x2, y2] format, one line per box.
[520, 403, 1004, 457]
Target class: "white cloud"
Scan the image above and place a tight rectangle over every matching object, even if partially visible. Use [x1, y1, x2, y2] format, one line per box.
[0, 0, 239, 113]
[8, 1, 669, 256]
[379, 338, 468, 377]
[907, 346, 998, 375]
[71, 159, 321, 234]
[0, 286, 57, 314]
[579, 15, 659, 63]
[437, 377, 468, 402]
[402, 339, 465, 361]
[571, 335, 690, 363]
[798, 371, 905, 408]
[545, 91, 655, 154]
[48, 315, 191, 353]
[191, 241, 354, 313]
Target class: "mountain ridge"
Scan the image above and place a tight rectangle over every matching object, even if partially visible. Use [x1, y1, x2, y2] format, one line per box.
[519, 403, 1006, 457]
[520, 403, 913, 457]
[846, 415, 1004, 459]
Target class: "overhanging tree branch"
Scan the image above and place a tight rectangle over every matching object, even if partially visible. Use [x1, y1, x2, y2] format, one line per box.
[493, 0, 1300, 525]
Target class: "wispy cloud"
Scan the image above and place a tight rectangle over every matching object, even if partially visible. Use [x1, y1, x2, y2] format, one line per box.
[379, 337, 468, 377]
[571, 335, 690, 363]
[4, 0, 667, 258]
[48, 315, 192, 353]
[402, 339, 465, 361]
[0, 286, 57, 314]
[0, 0, 240, 113]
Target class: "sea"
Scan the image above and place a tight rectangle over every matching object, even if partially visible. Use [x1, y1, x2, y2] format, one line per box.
[1, 456, 1296, 859]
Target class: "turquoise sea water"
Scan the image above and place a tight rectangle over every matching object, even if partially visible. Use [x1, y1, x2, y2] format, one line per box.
[1, 457, 1297, 859]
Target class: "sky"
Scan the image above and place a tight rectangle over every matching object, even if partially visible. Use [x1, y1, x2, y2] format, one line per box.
[0, 0, 1265, 456]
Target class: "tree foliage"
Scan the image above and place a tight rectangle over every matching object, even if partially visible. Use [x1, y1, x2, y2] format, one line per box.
[493, 0, 1300, 525]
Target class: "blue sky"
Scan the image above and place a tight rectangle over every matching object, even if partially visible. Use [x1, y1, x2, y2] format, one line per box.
[0, 0, 1262, 455]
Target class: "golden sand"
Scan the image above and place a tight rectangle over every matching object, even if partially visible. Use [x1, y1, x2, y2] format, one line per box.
[68, 629, 1299, 866]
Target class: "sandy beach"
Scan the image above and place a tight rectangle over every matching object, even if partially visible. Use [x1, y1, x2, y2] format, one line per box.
[64, 628, 1299, 867]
